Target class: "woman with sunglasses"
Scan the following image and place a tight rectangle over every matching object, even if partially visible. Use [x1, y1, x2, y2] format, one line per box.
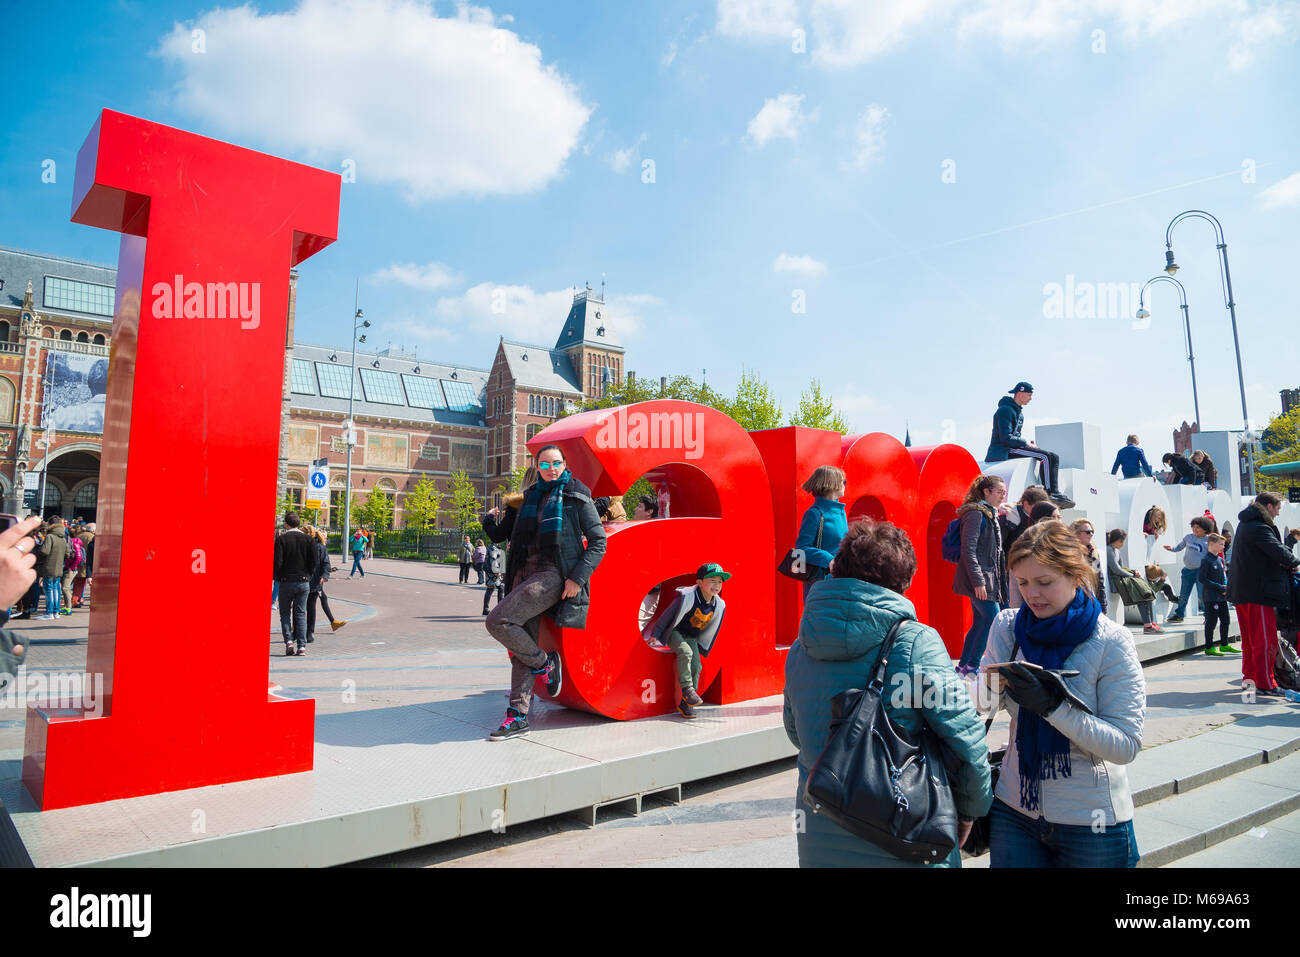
[1070, 519, 1106, 616]
[481, 446, 606, 741]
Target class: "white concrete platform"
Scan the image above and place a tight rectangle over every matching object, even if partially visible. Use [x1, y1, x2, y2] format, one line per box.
[0, 692, 796, 867]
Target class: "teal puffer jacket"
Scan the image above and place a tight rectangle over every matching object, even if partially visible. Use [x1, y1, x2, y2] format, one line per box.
[783, 576, 993, 868]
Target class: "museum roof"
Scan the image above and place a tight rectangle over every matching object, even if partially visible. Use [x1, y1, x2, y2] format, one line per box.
[498, 339, 583, 395]
[288, 341, 487, 428]
[0, 246, 116, 323]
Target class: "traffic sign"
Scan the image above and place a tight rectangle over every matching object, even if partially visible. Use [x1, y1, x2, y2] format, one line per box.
[306, 460, 329, 509]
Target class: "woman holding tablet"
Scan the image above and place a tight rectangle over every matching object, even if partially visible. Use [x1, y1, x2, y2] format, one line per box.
[978, 520, 1146, 868]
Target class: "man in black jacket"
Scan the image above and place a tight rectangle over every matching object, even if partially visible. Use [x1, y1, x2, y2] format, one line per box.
[481, 445, 606, 740]
[1227, 492, 1300, 697]
[983, 382, 1074, 509]
[273, 511, 316, 657]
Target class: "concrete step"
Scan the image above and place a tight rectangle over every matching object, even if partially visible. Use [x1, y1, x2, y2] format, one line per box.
[1136, 748, 1300, 867]
[1166, 808, 1300, 867]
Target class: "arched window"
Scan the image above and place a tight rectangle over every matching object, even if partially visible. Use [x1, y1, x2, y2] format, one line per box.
[59, 329, 72, 341]
[0, 322, 9, 342]
[93, 334, 106, 345]
[76, 331, 89, 343]
[75, 483, 98, 510]
[43, 484, 62, 510]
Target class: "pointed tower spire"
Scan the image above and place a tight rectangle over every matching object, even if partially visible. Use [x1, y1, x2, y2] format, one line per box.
[904, 420, 912, 448]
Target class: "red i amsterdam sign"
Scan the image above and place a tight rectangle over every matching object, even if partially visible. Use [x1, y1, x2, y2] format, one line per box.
[24, 112, 975, 809]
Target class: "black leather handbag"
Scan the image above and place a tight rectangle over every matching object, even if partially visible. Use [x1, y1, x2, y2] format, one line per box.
[778, 511, 824, 581]
[802, 619, 959, 864]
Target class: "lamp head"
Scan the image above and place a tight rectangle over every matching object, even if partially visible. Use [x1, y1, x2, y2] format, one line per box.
[1164, 250, 1179, 275]
[355, 308, 364, 320]
[358, 334, 366, 344]
[1136, 307, 1150, 319]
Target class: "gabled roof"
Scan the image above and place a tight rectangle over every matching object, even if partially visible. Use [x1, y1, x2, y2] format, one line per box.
[499, 339, 583, 395]
[553, 289, 624, 352]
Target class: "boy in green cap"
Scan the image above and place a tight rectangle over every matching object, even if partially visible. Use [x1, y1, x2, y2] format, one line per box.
[646, 563, 730, 718]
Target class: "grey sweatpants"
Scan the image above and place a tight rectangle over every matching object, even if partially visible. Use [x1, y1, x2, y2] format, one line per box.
[486, 564, 564, 714]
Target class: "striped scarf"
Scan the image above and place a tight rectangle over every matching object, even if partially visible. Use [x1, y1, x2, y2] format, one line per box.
[519, 470, 570, 553]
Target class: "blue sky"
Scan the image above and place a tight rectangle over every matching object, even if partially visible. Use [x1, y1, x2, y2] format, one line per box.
[3, 0, 1298, 461]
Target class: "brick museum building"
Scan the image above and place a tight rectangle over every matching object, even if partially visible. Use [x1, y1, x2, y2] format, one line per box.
[0, 246, 625, 527]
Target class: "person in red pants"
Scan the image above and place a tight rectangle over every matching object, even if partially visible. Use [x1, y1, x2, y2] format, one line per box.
[1227, 492, 1300, 698]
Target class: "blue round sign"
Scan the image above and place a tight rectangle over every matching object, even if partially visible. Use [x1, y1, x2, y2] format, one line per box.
[310, 472, 327, 488]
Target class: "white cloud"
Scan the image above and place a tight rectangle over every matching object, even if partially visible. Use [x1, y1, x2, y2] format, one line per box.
[836, 387, 883, 425]
[744, 93, 806, 148]
[716, 0, 801, 39]
[848, 103, 889, 169]
[773, 253, 828, 277]
[430, 283, 656, 341]
[717, 0, 1297, 69]
[154, 0, 592, 202]
[370, 261, 462, 290]
[1261, 172, 1300, 210]
[386, 317, 460, 343]
[608, 133, 647, 173]
[662, 40, 679, 65]
[810, 0, 953, 66]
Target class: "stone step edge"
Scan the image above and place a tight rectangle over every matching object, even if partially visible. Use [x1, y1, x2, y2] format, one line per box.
[1138, 758, 1300, 868]
[1131, 715, 1300, 808]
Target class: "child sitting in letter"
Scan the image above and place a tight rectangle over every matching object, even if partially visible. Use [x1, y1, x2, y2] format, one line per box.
[645, 563, 730, 719]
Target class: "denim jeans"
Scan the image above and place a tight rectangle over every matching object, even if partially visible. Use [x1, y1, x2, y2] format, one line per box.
[350, 552, 364, 576]
[277, 580, 310, 647]
[1173, 566, 1200, 618]
[988, 799, 1139, 868]
[42, 577, 62, 615]
[959, 598, 1004, 671]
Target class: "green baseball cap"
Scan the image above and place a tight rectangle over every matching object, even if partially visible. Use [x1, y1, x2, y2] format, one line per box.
[696, 562, 732, 581]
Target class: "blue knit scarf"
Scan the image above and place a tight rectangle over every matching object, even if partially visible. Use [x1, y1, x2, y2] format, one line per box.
[1011, 587, 1101, 811]
[518, 471, 570, 553]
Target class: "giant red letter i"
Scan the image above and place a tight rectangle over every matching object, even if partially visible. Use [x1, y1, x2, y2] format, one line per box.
[22, 111, 339, 809]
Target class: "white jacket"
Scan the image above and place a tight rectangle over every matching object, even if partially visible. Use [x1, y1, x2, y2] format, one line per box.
[978, 609, 1145, 826]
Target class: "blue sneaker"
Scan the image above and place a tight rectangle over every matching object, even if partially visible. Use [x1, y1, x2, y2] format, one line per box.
[489, 709, 529, 741]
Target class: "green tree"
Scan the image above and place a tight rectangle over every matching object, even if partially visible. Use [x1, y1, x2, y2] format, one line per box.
[727, 366, 783, 431]
[788, 378, 849, 433]
[356, 488, 394, 538]
[403, 473, 443, 531]
[1254, 406, 1300, 494]
[447, 470, 482, 535]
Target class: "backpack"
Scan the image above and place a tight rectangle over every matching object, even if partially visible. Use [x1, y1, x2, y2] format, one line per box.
[65, 535, 85, 571]
[1275, 635, 1300, 693]
[941, 520, 962, 563]
[941, 512, 985, 563]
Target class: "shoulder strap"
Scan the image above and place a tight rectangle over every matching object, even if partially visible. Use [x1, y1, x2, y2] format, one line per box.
[814, 510, 825, 550]
[869, 618, 911, 690]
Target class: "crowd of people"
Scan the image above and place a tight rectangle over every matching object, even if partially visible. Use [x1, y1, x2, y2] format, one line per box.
[6, 514, 95, 620]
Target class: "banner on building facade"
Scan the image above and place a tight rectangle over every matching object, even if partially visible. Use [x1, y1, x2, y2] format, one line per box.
[44, 351, 109, 434]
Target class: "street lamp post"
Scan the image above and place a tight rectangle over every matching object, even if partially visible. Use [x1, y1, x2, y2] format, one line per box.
[1163, 210, 1255, 494]
[342, 285, 370, 561]
[1136, 275, 1200, 432]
